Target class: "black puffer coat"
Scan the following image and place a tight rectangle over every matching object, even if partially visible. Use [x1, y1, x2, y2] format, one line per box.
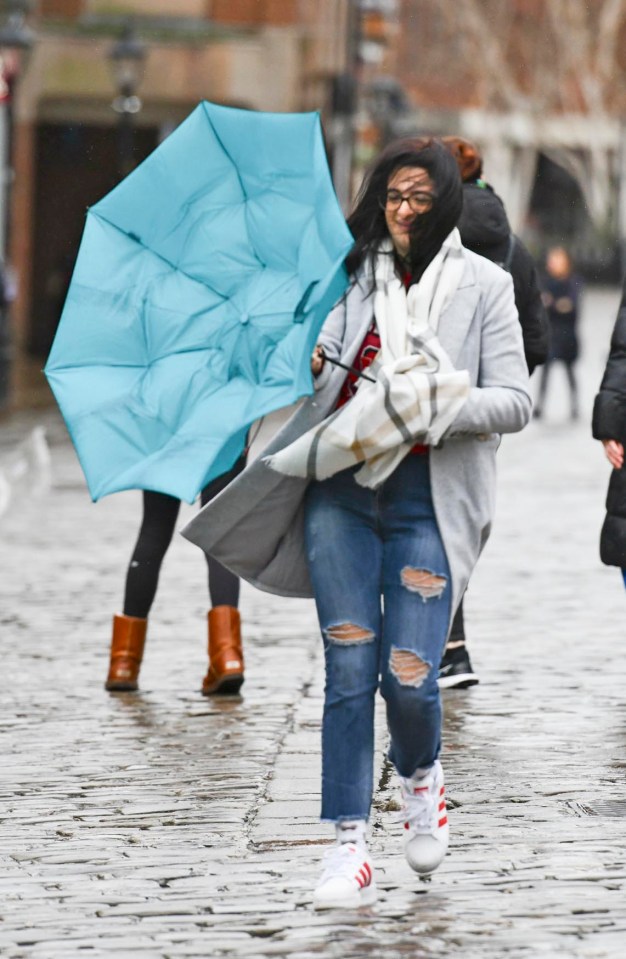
[592, 288, 626, 567]
[459, 182, 549, 374]
[541, 272, 580, 364]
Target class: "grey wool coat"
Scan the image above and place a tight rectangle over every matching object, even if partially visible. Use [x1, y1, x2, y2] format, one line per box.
[182, 249, 532, 618]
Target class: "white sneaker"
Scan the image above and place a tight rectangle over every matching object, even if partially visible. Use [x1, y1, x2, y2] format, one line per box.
[401, 760, 449, 875]
[313, 841, 377, 909]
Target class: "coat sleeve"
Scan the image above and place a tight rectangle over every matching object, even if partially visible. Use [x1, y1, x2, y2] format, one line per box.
[447, 269, 532, 436]
[592, 290, 626, 444]
[313, 292, 348, 391]
[510, 239, 550, 374]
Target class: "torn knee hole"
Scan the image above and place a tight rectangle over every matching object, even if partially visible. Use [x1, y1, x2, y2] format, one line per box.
[390, 648, 430, 687]
[325, 623, 375, 644]
[401, 567, 447, 600]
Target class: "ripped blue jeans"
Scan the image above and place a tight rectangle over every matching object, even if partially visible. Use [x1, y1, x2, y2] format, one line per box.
[304, 454, 451, 822]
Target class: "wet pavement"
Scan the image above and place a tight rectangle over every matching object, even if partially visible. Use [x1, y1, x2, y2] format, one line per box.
[1, 285, 626, 958]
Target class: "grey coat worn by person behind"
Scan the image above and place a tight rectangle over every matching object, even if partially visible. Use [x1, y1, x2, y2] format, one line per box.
[182, 249, 532, 618]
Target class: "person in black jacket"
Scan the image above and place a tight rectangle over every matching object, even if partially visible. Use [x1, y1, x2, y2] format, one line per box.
[439, 136, 550, 687]
[442, 137, 549, 373]
[592, 286, 626, 589]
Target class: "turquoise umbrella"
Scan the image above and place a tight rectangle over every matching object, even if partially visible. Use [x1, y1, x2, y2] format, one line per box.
[45, 101, 353, 503]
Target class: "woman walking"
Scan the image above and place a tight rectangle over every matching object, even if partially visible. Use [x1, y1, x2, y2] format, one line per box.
[183, 137, 532, 907]
[535, 246, 581, 420]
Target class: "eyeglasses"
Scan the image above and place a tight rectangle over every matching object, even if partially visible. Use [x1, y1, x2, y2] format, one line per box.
[383, 190, 434, 213]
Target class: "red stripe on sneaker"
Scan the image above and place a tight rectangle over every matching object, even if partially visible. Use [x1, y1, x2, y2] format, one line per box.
[438, 816, 448, 827]
[362, 862, 372, 884]
[414, 786, 429, 794]
[439, 801, 446, 811]
[439, 786, 445, 795]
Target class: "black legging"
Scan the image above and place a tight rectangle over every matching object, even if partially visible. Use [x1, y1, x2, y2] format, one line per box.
[122, 457, 245, 619]
[537, 359, 579, 417]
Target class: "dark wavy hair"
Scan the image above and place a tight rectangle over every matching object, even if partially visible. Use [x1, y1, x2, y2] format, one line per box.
[345, 137, 463, 283]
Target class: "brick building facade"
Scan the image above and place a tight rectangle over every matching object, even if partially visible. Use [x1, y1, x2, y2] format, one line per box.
[4, 0, 626, 407]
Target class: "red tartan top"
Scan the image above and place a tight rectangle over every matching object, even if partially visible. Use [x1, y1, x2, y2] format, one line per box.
[335, 267, 428, 455]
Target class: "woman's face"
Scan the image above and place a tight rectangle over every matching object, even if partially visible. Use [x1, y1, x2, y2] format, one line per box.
[384, 165, 435, 258]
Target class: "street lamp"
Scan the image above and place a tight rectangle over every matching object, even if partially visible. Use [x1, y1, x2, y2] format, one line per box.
[0, 0, 34, 253]
[329, 1, 398, 210]
[0, 0, 34, 54]
[0, 0, 35, 411]
[330, 0, 360, 212]
[107, 21, 147, 180]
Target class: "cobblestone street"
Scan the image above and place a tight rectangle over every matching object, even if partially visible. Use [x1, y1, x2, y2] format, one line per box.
[1, 286, 625, 959]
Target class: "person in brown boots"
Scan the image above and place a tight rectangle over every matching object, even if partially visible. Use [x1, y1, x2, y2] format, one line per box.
[106, 457, 245, 694]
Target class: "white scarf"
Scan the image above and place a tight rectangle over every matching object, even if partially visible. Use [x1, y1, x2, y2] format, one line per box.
[265, 229, 470, 487]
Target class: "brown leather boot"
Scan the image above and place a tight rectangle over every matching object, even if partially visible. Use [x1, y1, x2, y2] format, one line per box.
[202, 606, 244, 695]
[105, 614, 148, 692]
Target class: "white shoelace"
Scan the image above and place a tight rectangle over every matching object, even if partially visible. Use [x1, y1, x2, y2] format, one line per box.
[319, 842, 368, 883]
[401, 774, 438, 833]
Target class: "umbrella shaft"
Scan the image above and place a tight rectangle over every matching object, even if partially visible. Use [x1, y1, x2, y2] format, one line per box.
[323, 354, 376, 384]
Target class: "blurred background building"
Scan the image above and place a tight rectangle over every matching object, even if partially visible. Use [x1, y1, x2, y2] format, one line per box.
[1, 0, 626, 409]
[389, 0, 626, 278]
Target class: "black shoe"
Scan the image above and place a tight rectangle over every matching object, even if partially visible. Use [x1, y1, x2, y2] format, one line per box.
[438, 645, 479, 689]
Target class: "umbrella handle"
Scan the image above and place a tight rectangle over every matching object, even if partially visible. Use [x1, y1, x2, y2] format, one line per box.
[320, 350, 376, 384]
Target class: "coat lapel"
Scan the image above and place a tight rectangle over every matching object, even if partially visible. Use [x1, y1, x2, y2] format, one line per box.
[341, 252, 481, 369]
[437, 257, 480, 366]
[342, 274, 376, 367]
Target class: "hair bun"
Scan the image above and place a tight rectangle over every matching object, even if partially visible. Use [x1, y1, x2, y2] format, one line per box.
[441, 136, 483, 182]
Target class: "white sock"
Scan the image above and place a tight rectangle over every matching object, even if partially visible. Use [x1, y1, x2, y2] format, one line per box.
[402, 765, 435, 793]
[408, 762, 436, 782]
[336, 819, 367, 845]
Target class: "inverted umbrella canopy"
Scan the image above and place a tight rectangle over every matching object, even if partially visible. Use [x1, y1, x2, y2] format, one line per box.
[45, 101, 353, 503]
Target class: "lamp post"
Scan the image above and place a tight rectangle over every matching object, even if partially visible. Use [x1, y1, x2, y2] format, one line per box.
[107, 21, 147, 181]
[330, 0, 360, 213]
[0, 0, 35, 411]
[330, 1, 399, 210]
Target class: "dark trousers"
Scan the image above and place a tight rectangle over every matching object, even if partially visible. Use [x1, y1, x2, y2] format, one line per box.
[122, 457, 245, 619]
[448, 595, 465, 645]
[537, 359, 579, 417]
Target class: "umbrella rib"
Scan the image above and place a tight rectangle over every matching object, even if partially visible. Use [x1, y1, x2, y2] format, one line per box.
[203, 106, 249, 204]
[46, 341, 226, 373]
[88, 209, 231, 297]
[202, 107, 266, 271]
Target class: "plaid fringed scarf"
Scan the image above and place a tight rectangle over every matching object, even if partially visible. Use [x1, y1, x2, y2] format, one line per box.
[265, 230, 471, 489]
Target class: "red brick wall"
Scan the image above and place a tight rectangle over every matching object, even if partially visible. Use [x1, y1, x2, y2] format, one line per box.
[40, 0, 84, 17]
[210, 0, 297, 27]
